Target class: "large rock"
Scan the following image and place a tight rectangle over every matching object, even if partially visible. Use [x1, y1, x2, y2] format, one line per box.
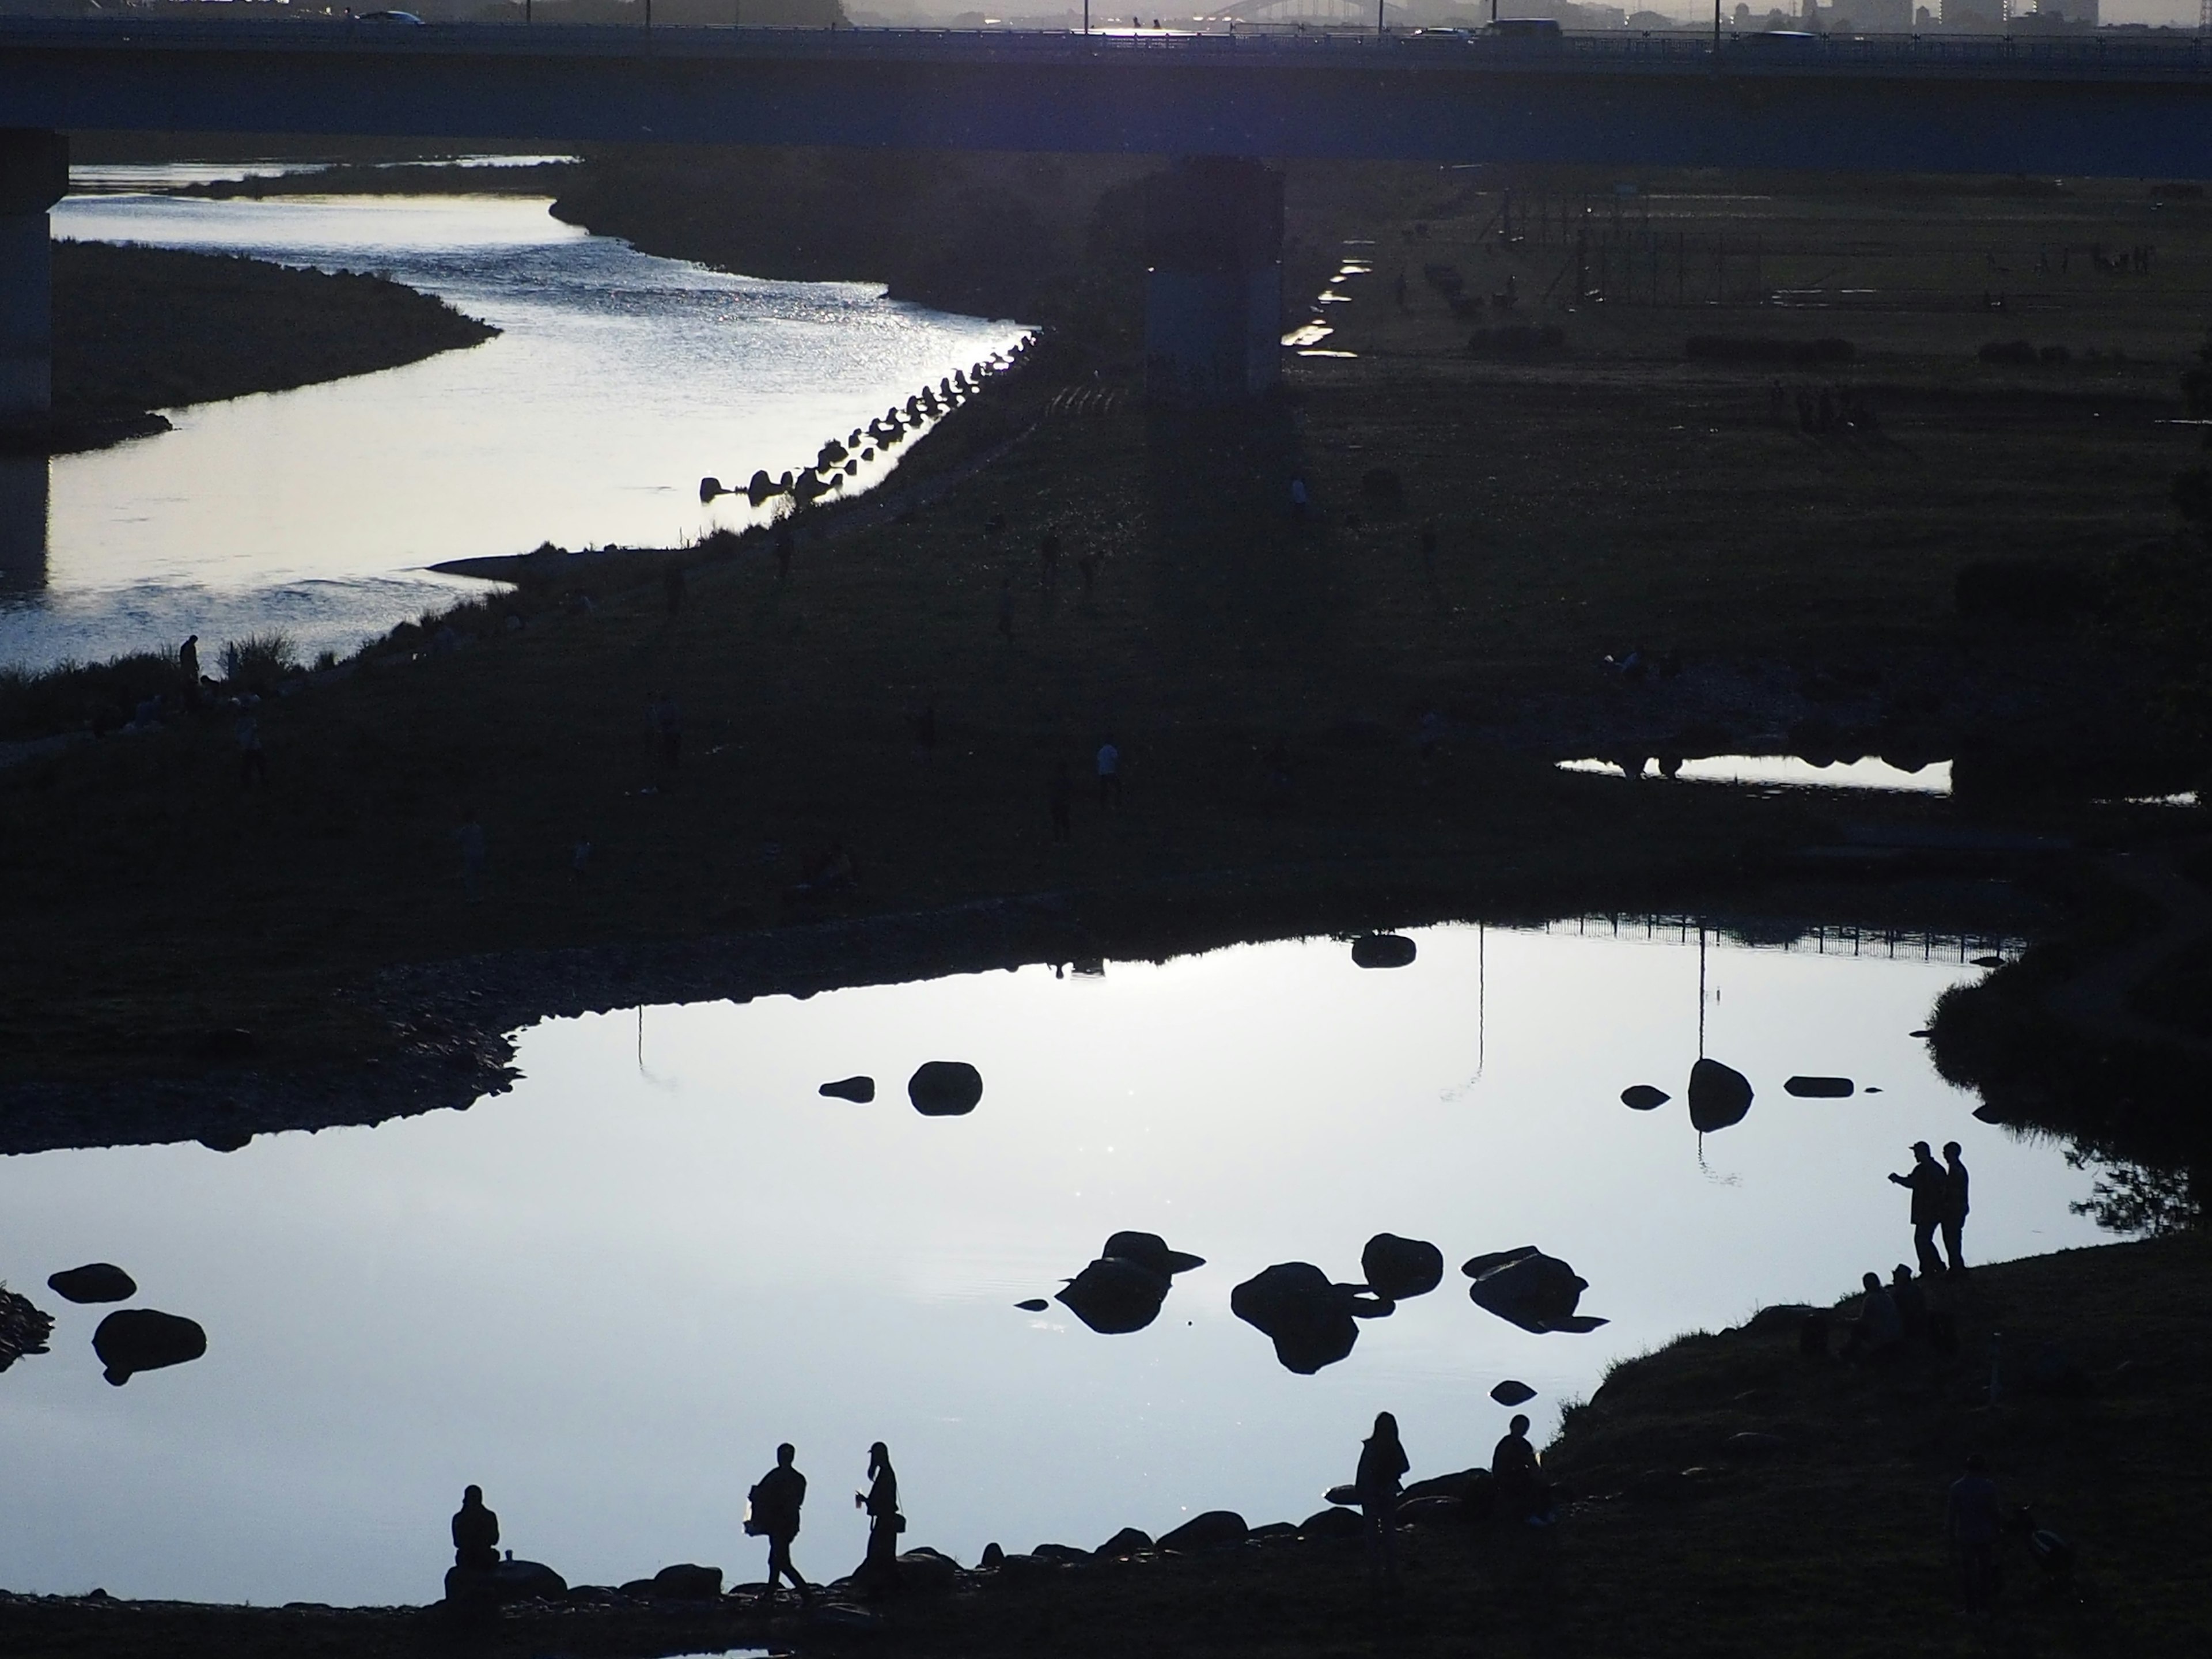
[1687, 1058, 1753, 1133]
[1782, 1075, 1854, 1099]
[893, 1551, 959, 1594]
[818, 1076, 876, 1103]
[1351, 934, 1417, 969]
[1055, 1257, 1171, 1335]
[1100, 1230, 1205, 1277]
[448, 1559, 567, 1604]
[47, 1264, 136, 1304]
[1094, 1527, 1152, 1557]
[92, 1309, 206, 1385]
[908, 1061, 983, 1117]
[1461, 1247, 1607, 1334]
[1230, 1262, 1392, 1374]
[1300, 1507, 1363, 1540]
[649, 1563, 722, 1600]
[1157, 1510, 1248, 1552]
[1360, 1233, 1444, 1300]
[1620, 1085, 1669, 1111]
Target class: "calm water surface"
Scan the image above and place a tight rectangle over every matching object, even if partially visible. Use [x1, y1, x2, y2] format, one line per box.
[0, 923, 2109, 1605]
[1, 184, 1026, 671]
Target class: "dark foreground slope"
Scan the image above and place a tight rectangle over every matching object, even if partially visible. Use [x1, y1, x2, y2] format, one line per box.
[5, 1235, 2206, 1659]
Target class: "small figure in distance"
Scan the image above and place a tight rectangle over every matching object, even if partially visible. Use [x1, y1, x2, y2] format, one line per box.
[1491, 1412, 1553, 1526]
[1356, 1410, 1408, 1593]
[1096, 736, 1122, 811]
[1942, 1141, 1971, 1275]
[1839, 1270, 1902, 1365]
[452, 1484, 499, 1571]
[1889, 1264, 1928, 1346]
[1050, 760, 1073, 844]
[1946, 1454, 2001, 1615]
[1888, 1141, 1949, 1279]
[748, 1442, 812, 1608]
[179, 634, 200, 710]
[853, 1441, 902, 1599]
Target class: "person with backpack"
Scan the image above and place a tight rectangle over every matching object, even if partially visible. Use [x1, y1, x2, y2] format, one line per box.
[747, 1442, 812, 1607]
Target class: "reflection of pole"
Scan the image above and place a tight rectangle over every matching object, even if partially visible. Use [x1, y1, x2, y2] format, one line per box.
[1476, 924, 1487, 1080]
[637, 1006, 645, 1073]
[1697, 922, 1707, 1058]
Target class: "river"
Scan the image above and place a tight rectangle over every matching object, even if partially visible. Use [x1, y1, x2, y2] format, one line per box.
[1, 173, 1028, 673]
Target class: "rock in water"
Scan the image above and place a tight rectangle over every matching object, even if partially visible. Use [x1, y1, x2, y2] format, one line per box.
[1783, 1075, 1854, 1099]
[1360, 1233, 1444, 1300]
[1620, 1085, 1669, 1111]
[1687, 1057, 1753, 1133]
[1101, 1230, 1206, 1277]
[1230, 1263, 1392, 1374]
[47, 1264, 137, 1305]
[1056, 1257, 1171, 1334]
[1157, 1511, 1248, 1552]
[818, 1076, 876, 1103]
[0, 1285, 55, 1372]
[1489, 1378, 1537, 1407]
[908, 1061, 983, 1117]
[1461, 1246, 1608, 1334]
[1351, 934, 1417, 969]
[1015, 1298, 1050, 1312]
[92, 1309, 206, 1385]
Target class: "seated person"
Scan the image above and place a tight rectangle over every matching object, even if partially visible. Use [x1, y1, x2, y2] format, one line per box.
[1839, 1272, 1902, 1363]
[1490, 1413, 1553, 1525]
[452, 1485, 499, 1571]
[1889, 1264, 1929, 1345]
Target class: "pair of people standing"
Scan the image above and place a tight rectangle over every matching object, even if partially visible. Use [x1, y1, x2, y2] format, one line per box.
[1888, 1141, 1969, 1278]
[745, 1441, 903, 1607]
[1354, 1407, 1552, 1596]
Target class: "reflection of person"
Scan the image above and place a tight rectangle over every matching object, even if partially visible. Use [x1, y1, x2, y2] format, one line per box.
[1888, 1141, 1948, 1279]
[749, 1443, 811, 1607]
[1356, 1411, 1408, 1593]
[452, 1484, 499, 1571]
[1491, 1413, 1552, 1524]
[1946, 1455, 2001, 1613]
[853, 1441, 902, 1597]
[1942, 1142, 1971, 1275]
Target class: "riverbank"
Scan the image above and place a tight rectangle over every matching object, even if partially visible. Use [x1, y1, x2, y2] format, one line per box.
[47, 240, 497, 445]
[6, 1232, 2205, 1657]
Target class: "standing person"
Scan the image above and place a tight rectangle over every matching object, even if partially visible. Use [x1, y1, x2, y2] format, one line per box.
[748, 1443, 812, 1608]
[1355, 1411, 1408, 1594]
[1888, 1141, 1948, 1280]
[179, 634, 200, 709]
[451, 1484, 499, 1571]
[1491, 1413, 1551, 1525]
[1942, 1142, 1971, 1275]
[236, 712, 267, 787]
[1946, 1455, 2002, 1615]
[853, 1442, 902, 1599]
[1049, 761, 1073, 844]
[1096, 737, 1122, 810]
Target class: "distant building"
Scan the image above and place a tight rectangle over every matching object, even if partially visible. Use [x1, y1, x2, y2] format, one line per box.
[2029, 0, 2095, 22]
[1824, 0, 1910, 28]
[1940, 0, 2006, 26]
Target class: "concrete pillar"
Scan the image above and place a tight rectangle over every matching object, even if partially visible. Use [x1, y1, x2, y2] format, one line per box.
[0, 453, 48, 593]
[0, 131, 68, 434]
[1143, 157, 1283, 407]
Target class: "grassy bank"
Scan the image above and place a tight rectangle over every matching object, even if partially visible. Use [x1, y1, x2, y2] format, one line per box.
[7, 1234, 2206, 1657]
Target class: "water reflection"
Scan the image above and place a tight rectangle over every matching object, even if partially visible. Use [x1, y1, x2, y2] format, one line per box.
[1560, 755, 1953, 794]
[0, 923, 2118, 1604]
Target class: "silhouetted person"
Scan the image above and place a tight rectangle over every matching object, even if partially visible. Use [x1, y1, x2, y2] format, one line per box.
[749, 1442, 811, 1606]
[1096, 737, 1122, 810]
[1889, 1264, 1928, 1344]
[1049, 761, 1073, 843]
[452, 1484, 499, 1571]
[1840, 1270, 1902, 1364]
[1942, 1141, 1971, 1274]
[1889, 1141, 1948, 1278]
[1357, 1411, 1407, 1592]
[1947, 1455, 2001, 1613]
[1491, 1412, 1551, 1524]
[179, 634, 200, 709]
[853, 1441, 901, 1598]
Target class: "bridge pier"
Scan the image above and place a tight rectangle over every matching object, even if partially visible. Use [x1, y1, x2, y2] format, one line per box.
[0, 130, 66, 434]
[1143, 158, 1283, 407]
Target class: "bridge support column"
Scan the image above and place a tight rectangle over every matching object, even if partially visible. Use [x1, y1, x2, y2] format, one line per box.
[1143, 157, 1283, 407]
[0, 131, 67, 435]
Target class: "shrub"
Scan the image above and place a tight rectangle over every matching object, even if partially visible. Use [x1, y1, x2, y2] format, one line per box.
[0, 651, 180, 742]
[219, 632, 298, 690]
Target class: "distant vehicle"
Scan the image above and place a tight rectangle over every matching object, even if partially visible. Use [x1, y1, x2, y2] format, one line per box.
[1409, 26, 1475, 36]
[355, 9, 428, 22]
[1484, 17, 1563, 37]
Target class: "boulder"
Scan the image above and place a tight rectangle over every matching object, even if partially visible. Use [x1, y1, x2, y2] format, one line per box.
[1250, 1521, 1300, 1541]
[908, 1061, 983, 1117]
[1351, 934, 1417, 969]
[650, 1563, 722, 1600]
[1157, 1510, 1248, 1552]
[893, 1551, 959, 1593]
[1231, 1262, 1392, 1374]
[1782, 1075, 1854, 1098]
[1299, 1506, 1363, 1540]
[1031, 1543, 1089, 1563]
[616, 1578, 656, 1598]
[818, 1076, 876, 1103]
[1402, 1468, 1481, 1503]
[1489, 1378, 1537, 1407]
[1095, 1527, 1152, 1557]
[979, 1542, 1005, 1567]
[47, 1264, 137, 1305]
[1323, 1482, 1361, 1506]
[1396, 1495, 1462, 1525]
[1687, 1058, 1753, 1133]
[92, 1309, 206, 1385]
[1360, 1233, 1444, 1301]
[491, 1559, 567, 1603]
[1100, 1230, 1205, 1277]
[1461, 1247, 1607, 1334]
[1055, 1256, 1171, 1335]
[1620, 1085, 1669, 1111]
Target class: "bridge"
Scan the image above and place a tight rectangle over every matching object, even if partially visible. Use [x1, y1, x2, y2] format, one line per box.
[5, 18, 2212, 412]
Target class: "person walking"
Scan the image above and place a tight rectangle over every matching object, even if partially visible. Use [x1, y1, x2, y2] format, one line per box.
[1946, 1455, 2002, 1614]
[1096, 737, 1122, 810]
[1942, 1141, 1971, 1275]
[853, 1441, 902, 1599]
[1356, 1411, 1408, 1593]
[1888, 1141, 1948, 1279]
[748, 1442, 812, 1607]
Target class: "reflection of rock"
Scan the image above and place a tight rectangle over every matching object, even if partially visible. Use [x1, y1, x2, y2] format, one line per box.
[1231, 1262, 1393, 1374]
[1687, 1057, 1753, 1133]
[1157, 1510, 1248, 1552]
[1351, 934, 1417, 969]
[1489, 1378, 1536, 1407]
[92, 1309, 207, 1385]
[1015, 1298, 1050, 1312]
[908, 1061, 983, 1116]
[47, 1263, 135, 1304]
[818, 1075, 876, 1103]
[1360, 1233, 1443, 1300]
[1461, 1247, 1608, 1334]
[1056, 1256, 1171, 1334]
[1782, 1075, 1854, 1098]
[1620, 1085, 1669, 1111]
[0, 1285, 55, 1372]
[1100, 1230, 1205, 1277]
